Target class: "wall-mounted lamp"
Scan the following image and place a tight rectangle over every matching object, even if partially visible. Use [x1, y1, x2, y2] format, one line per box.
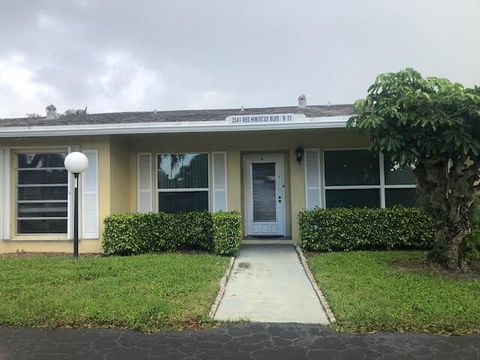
[295, 147, 304, 165]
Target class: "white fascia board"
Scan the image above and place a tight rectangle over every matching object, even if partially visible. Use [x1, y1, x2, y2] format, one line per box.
[0, 116, 349, 138]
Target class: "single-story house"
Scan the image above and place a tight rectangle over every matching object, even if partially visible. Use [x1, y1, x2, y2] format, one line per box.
[0, 96, 416, 253]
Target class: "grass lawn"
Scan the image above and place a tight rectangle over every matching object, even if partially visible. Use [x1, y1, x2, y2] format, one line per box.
[307, 251, 480, 334]
[0, 253, 229, 332]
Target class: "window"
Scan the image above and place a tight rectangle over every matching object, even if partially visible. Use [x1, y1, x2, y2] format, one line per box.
[383, 157, 417, 207]
[325, 189, 380, 208]
[157, 153, 209, 212]
[325, 150, 379, 186]
[324, 150, 380, 208]
[16, 152, 68, 234]
[322, 150, 417, 209]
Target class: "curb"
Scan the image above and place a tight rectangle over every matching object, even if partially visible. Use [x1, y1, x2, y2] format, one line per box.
[209, 256, 236, 318]
[295, 246, 337, 324]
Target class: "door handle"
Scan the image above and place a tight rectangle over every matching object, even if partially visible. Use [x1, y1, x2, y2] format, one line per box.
[278, 196, 282, 203]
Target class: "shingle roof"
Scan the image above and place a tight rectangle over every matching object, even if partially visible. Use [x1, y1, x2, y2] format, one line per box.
[0, 104, 353, 128]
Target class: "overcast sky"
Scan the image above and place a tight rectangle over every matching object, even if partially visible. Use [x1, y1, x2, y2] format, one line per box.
[0, 0, 479, 118]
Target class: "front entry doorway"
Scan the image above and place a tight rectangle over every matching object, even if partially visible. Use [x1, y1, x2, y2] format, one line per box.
[244, 154, 285, 237]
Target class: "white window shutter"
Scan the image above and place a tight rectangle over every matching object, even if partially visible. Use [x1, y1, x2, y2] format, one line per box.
[0, 148, 11, 240]
[305, 149, 321, 209]
[137, 153, 153, 213]
[67, 147, 74, 240]
[212, 152, 227, 211]
[82, 150, 99, 239]
[0, 148, 4, 240]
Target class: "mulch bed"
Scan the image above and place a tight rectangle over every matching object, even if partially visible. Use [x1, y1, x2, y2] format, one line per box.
[396, 258, 480, 279]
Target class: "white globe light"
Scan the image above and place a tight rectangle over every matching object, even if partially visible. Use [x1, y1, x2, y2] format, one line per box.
[64, 152, 89, 174]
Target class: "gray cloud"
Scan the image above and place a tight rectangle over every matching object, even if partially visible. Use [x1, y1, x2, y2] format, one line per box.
[1, 0, 479, 118]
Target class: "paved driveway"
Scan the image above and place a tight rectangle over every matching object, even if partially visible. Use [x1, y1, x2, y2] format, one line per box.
[214, 244, 329, 324]
[1, 324, 479, 359]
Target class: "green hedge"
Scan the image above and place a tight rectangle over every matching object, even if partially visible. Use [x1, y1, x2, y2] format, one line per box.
[213, 212, 242, 256]
[103, 211, 241, 256]
[299, 207, 436, 252]
[464, 210, 480, 264]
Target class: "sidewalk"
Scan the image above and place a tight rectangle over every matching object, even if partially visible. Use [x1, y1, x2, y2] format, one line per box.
[214, 244, 329, 324]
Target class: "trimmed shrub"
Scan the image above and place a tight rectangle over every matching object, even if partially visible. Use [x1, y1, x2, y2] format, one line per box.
[464, 210, 480, 265]
[213, 212, 242, 256]
[299, 207, 435, 252]
[102, 211, 240, 256]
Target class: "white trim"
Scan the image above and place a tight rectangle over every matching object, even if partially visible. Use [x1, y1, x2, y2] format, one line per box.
[384, 184, 416, 189]
[17, 200, 68, 203]
[16, 184, 68, 188]
[0, 116, 350, 138]
[81, 149, 99, 239]
[320, 150, 326, 208]
[304, 148, 322, 210]
[379, 152, 386, 208]
[212, 151, 228, 212]
[154, 154, 158, 212]
[16, 167, 66, 171]
[137, 153, 153, 213]
[156, 188, 208, 192]
[2, 148, 11, 239]
[324, 185, 382, 190]
[244, 153, 286, 236]
[155, 152, 210, 211]
[0, 148, 4, 240]
[67, 146, 73, 240]
[17, 217, 67, 220]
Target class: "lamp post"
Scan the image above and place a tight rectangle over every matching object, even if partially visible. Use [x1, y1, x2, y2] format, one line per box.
[64, 152, 89, 258]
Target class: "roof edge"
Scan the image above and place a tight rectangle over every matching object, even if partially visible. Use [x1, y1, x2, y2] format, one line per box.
[0, 116, 350, 138]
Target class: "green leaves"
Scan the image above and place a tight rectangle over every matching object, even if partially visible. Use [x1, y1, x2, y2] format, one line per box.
[212, 212, 242, 256]
[347, 68, 480, 165]
[102, 211, 242, 256]
[299, 207, 436, 252]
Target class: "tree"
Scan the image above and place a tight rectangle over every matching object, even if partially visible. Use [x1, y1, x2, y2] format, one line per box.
[348, 68, 480, 270]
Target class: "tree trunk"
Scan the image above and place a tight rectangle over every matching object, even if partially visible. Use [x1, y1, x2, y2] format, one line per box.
[427, 218, 469, 270]
[415, 156, 479, 270]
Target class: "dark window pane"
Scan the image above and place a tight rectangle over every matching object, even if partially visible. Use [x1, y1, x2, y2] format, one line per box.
[385, 189, 418, 207]
[158, 191, 208, 213]
[326, 189, 380, 208]
[18, 186, 67, 201]
[18, 203, 68, 218]
[18, 153, 66, 168]
[18, 170, 67, 185]
[17, 219, 67, 233]
[325, 150, 379, 186]
[16, 152, 68, 235]
[157, 154, 208, 189]
[252, 163, 276, 221]
[384, 158, 416, 185]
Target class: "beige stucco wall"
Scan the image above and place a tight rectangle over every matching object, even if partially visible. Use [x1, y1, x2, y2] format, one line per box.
[109, 136, 131, 214]
[0, 128, 370, 253]
[126, 128, 370, 241]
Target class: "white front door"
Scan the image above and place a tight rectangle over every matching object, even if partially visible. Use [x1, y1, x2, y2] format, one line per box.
[245, 154, 285, 236]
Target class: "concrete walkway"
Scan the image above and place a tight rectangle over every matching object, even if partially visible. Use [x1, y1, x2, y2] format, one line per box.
[214, 244, 329, 324]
